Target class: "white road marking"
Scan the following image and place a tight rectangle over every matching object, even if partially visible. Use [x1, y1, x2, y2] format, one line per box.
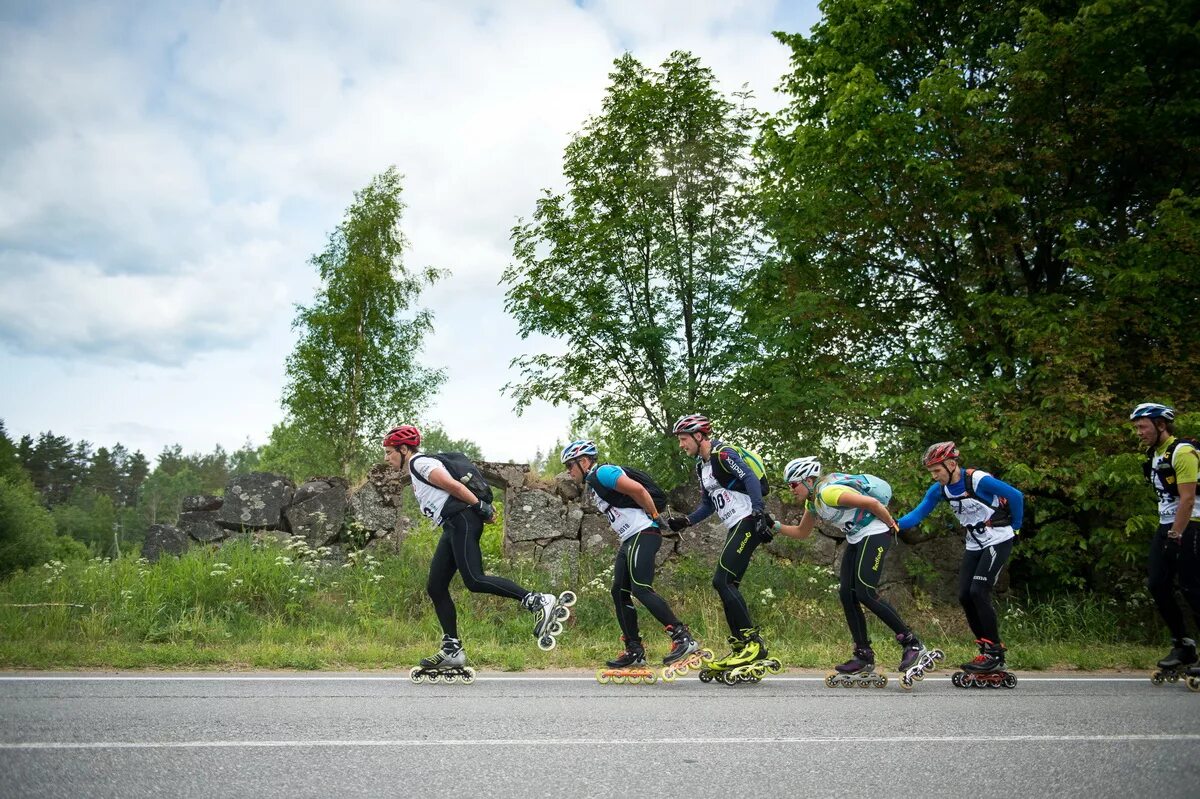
[2, 734, 1198, 750]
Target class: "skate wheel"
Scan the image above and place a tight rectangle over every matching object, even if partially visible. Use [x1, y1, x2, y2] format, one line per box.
[824, 673, 837, 688]
[699, 671, 713, 683]
[553, 606, 571, 622]
[1168, 673, 1180, 683]
[900, 676, 913, 691]
[877, 674, 888, 688]
[462, 667, 476, 685]
[538, 635, 557, 652]
[641, 674, 658, 685]
[596, 669, 609, 684]
[409, 667, 424, 685]
[766, 659, 784, 675]
[914, 670, 925, 682]
[443, 673, 458, 684]
[661, 669, 677, 683]
[548, 620, 564, 636]
[1187, 676, 1200, 693]
[427, 672, 441, 684]
[558, 590, 577, 607]
[720, 672, 737, 686]
[1151, 672, 1165, 686]
[1002, 673, 1017, 689]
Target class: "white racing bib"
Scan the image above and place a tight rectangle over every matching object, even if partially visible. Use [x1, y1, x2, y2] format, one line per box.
[700, 460, 753, 529]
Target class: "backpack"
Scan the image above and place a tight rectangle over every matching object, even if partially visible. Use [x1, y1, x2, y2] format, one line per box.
[707, 443, 771, 494]
[1144, 438, 1200, 499]
[815, 472, 893, 535]
[586, 466, 669, 513]
[947, 468, 1014, 527]
[410, 453, 494, 517]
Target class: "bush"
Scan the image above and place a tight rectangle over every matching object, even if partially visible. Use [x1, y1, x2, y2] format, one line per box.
[0, 477, 88, 576]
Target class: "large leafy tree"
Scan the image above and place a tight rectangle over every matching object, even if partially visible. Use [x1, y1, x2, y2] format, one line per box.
[281, 167, 445, 479]
[504, 52, 763, 479]
[750, 0, 1200, 589]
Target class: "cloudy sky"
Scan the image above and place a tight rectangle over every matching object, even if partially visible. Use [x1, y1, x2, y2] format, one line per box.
[0, 0, 820, 464]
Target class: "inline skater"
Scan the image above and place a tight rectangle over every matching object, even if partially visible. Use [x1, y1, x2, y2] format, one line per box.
[560, 440, 707, 683]
[1129, 404, 1200, 685]
[894, 442, 1022, 689]
[384, 425, 575, 684]
[771, 456, 939, 689]
[665, 414, 781, 684]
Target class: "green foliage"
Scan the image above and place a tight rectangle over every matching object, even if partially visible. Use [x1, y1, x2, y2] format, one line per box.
[745, 0, 1200, 591]
[0, 477, 88, 577]
[503, 51, 763, 479]
[282, 166, 445, 479]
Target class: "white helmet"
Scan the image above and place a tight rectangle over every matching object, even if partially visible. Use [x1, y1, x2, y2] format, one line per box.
[1130, 403, 1175, 422]
[784, 457, 821, 484]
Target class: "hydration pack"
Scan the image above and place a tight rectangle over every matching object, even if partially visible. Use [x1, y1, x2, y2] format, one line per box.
[410, 452, 494, 517]
[586, 466, 669, 513]
[1143, 438, 1200, 499]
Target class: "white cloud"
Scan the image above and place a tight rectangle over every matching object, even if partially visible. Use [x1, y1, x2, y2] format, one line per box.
[0, 0, 819, 462]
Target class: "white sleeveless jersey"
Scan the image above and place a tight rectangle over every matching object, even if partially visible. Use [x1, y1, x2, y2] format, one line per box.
[409, 455, 451, 526]
[942, 469, 1015, 551]
[700, 459, 753, 529]
[588, 487, 656, 542]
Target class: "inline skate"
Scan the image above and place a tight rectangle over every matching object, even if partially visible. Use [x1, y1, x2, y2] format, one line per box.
[700, 628, 783, 685]
[825, 645, 888, 688]
[896, 631, 944, 691]
[660, 623, 711, 682]
[1185, 664, 1200, 693]
[524, 590, 577, 651]
[1150, 638, 1197, 686]
[951, 639, 1017, 689]
[596, 637, 657, 685]
[410, 635, 476, 684]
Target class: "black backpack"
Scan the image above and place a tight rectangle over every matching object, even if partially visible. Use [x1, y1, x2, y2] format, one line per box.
[1144, 438, 1200, 499]
[410, 453, 494, 517]
[586, 466, 668, 513]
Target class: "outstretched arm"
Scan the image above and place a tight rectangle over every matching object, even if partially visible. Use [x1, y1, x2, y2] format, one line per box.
[896, 483, 942, 530]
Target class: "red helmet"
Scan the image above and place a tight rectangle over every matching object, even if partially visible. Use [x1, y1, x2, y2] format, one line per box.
[672, 414, 711, 435]
[922, 441, 959, 467]
[383, 425, 421, 449]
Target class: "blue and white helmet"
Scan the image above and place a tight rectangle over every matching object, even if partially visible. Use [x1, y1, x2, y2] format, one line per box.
[1130, 403, 1175, 422]
[560, 439, 598, 464]
[784, 456, 822, 484]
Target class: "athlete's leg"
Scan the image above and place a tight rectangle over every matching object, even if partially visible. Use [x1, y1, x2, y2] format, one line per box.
[852, 533, 910, 636]
[711, 519, 759, 635]
[627, 531, 680, 628]
[611, 538, 639, 641]
[839, 539, 871, 648]
[1148, 523, 1189, 640]
[965, 539, 1013, 643]
[958, 548, 985, 639]
[1176, 521, 1200, 633]
[425, 527, 460, 637]
[445, 512, 529, 601]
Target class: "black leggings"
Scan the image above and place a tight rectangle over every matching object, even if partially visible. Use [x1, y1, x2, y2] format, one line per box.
[957, 539, 1013, 643]
[712, 517, 760, 635]
[839, 533, 909, 648]
[426, 511, 530, 638]
[611, 530, 680, 642]
[1148, 521, 1200, 642]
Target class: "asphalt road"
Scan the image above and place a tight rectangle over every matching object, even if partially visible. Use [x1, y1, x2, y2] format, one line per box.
[0, 671, 1197, 799]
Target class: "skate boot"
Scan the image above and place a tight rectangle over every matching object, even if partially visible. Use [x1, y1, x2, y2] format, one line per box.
[523, 589, 577, 651]
[410, 635, 476, 684]
[661, 623, 709, 682]
[597, 637, 656, 685]
[1151, 637, 1197, 686]
[896, 631, 944, 691]
[953, 639, 1016, 689]
[699, 636, 744, 684]
[825, 645, 887, 688]
[712, 628, 783, 685]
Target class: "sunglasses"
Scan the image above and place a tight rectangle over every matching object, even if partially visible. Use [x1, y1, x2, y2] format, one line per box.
[789, 481, 806, 489]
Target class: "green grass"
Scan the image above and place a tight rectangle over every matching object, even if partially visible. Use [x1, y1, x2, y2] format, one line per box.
[0, 526, 1172, 672]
